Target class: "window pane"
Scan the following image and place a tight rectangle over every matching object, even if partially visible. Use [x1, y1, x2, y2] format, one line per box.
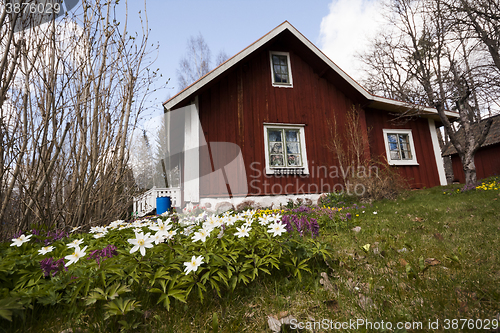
[286, 142, 299, 154]
[387, 134, 397, 143]
[285, 130, 298, 142]
[390, 150, 401, 160]
[269, 142, 283, 154]
[401, 150, 412, 160]
[272, 54, 289, 84]
[389, 142, 398, 151]
[398, 134, 409, 144]
[268, 130, 282, 142]
[270, 155, 284, 166]
[287, 154, 301, 166]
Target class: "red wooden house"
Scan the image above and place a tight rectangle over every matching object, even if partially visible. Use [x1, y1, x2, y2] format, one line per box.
[162, 21, 457, 209]
[442, 114, 500, 183]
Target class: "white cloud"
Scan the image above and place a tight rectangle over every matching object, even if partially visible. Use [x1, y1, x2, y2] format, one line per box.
[319, 0, 385, 82]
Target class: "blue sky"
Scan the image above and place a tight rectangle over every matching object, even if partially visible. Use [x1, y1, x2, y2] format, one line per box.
[118, 0, 385, 131]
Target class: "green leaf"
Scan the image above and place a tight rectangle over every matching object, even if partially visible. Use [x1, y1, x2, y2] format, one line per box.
[418, 256, 425, 272]
[0, 298, 24, 321]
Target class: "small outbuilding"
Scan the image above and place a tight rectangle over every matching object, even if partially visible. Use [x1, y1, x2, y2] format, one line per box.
[442, 114, 500, 183]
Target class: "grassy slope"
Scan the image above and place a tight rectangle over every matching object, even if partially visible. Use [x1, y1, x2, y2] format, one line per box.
[10, 183, 500, 333]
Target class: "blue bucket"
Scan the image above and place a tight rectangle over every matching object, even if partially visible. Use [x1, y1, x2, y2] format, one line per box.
[156, 196, 171, 215]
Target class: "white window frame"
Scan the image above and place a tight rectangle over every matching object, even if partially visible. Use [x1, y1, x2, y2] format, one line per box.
[382, 129, 419, 166]
[269, 51, 293, 88]
[263, 123, 309, 175]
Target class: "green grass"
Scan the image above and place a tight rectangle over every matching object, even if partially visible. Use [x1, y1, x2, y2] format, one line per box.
[5, 180, 500, 333]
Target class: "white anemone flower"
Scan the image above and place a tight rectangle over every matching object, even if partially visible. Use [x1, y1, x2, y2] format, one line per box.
[225, 215, 238, 226]
[271, 213, 282, 223]
[165, 229, 177, 240]
[152, 232, 166, 245]
[234, 225, 251, 238]
[70, 226, 82, 233]
[89, 226, 107, 234]
[183, 226, 194, 236]
[204, 215, 222, 231]
[267, 222, 287, 237]
[11, 234, 32, 247]
[38, 246, 55, 255]
[93, 232, 106, 239]
[65, 245, 88, 267]
[128, 232, 154, 256]
[191, 228, 211, 243]
[258, 214, 272, 226]
[149, 220, 172, 236]
[66, 239, 84, 249]
[108, 220, 125, 228]
[183, 255, 204, 274]
[243, 209, 256, 218]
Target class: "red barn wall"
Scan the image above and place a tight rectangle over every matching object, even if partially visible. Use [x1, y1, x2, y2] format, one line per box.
[197, 43, 362, 198]
[364, 108, 441, 188]
[450, 144, 500, 183]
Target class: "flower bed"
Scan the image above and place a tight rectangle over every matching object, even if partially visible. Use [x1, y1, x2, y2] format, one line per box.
[0, 207, 341, 325]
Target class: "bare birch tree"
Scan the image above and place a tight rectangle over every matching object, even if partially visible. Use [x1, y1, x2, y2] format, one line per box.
[177, 33, 212, 90]
[176, 33, 230, 91]
[360, 0, 499, 186]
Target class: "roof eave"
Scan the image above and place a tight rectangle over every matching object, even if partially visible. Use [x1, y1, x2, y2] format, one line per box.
[369, 96, 459, 120]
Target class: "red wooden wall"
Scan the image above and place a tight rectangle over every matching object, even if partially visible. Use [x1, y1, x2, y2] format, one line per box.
[196, 41, 442, 197]
[450, 144, 500, 183]
[364, 108, 441, 189]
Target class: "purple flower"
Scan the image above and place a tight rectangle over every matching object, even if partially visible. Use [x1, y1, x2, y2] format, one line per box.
[346, 213, 352, 220]
[281, 214, 319, 238]
[40, 257, 67, 277]
[44, 229, 69, 246]
[87, 244, 118, 266]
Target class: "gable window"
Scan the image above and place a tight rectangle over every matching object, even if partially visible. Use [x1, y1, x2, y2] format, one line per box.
[382, 129, 418, 166]
[263, 123, 308, 174]
[269, 51, 293, 87]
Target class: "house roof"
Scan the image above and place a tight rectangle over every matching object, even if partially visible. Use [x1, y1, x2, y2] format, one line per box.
[442, 114, 500, 156]
[164, 21, 458, 120]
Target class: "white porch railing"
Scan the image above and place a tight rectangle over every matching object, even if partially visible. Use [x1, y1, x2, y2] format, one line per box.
[133, 187, 181, 217]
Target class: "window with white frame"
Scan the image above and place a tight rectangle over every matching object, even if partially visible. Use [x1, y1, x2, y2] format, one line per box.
[382, 129, 418, 165]
[263, 124, 308, 174]
[269, 51, 293, 87]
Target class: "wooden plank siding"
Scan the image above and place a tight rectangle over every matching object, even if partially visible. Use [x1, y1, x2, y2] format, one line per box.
[198, 44, 357, 197]
[450, 144, 500, 183]
[197, 43, 443, 197]
[364, 108, 441, 188]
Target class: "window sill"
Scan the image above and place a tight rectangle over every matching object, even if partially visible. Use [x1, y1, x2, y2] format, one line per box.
[265, 167, 309, 175]
[272, 83, 293, 88]
[387, 160, 419, 166]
